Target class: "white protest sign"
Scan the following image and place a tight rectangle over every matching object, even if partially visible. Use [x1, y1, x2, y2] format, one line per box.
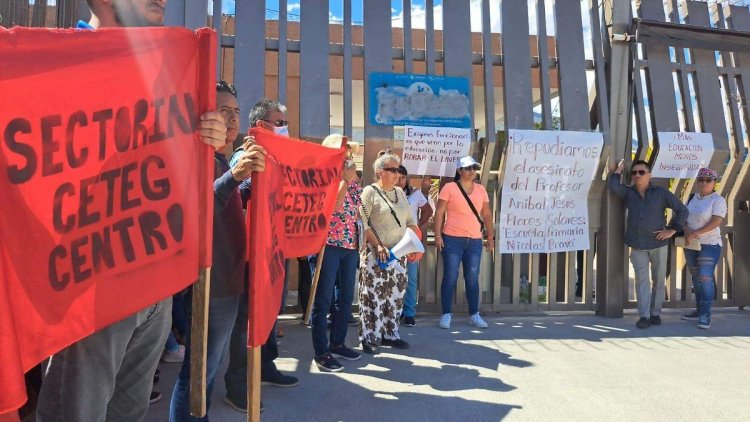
[651, 132, 714, 178]
[402, 126, 471, 177]
[499, 130, 603, 253]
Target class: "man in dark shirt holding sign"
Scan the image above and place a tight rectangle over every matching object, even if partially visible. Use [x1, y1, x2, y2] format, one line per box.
[608, 159, 688, 329]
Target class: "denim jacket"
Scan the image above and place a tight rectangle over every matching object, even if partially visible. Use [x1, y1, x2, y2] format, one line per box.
[608, 174, 688, 250]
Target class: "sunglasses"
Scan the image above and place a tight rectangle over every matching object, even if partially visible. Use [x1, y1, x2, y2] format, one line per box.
[696, 177, 715, 183]
[462, 165, 481, 171]
[382, 167, 400, 174]
[216, 80, 237, 96]
[261, 119, 289, 128]
[631, 169, 649, 176]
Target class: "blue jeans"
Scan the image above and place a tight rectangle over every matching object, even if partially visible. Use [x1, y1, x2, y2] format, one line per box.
[441, 234, 483, 315]
[312, 245, 358, 357]
[403, 261, 419, 317]
[169, 292, 240, 422]
[684, 243, 721, 320]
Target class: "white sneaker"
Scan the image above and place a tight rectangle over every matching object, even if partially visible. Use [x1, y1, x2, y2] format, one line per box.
[470, 313, 488, 329]
[439, 313, 452, 329]
[162, 345, 185, 363]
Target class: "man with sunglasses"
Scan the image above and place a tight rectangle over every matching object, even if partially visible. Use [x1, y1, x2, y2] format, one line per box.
[223, 98, 299, 414]
[608, 159, 688, 329]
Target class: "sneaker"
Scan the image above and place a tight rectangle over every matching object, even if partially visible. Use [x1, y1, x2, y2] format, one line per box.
[361, 341, 379, 355]
[401, 316, 416, 327]
[330, 344, 361, 361]
[224, 396, 264, 413]
[314, 353, 344, 372]
[381, 338, 410, 349]
[149, 391, 162, 404]
[439, 313, 452, 329]
[697, 316, 711, 330]
[162, 345, 185, 363]
[681, 311, 699, 321]
[649, 315, 662, 326]
[261, 370, 299, 387]
[470, 313, 488, 328]
[636, 317, 650, 329]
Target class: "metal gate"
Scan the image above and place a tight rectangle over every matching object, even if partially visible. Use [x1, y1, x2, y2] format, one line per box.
[8, 0, 750, 315]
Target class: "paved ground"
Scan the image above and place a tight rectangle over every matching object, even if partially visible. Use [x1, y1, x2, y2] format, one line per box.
[145, 308, 750, 421]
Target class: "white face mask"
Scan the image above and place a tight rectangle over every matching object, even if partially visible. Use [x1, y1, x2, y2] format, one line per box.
[273, 125, 289, 137]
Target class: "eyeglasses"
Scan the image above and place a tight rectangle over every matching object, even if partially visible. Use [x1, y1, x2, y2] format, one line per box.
[382, 167, 400, 174]
[696, 177, 715, 183]
[462, 165, 480, 171]
[261, 119, 289, 128]
[631, 169, 649, 176]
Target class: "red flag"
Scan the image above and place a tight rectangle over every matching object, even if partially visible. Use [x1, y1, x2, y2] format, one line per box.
[0, 27, 216, 413]
[246, 129, 346, 346]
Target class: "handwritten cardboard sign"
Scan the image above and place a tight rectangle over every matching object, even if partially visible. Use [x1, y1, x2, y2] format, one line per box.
[401, 126, 471, 177]
[651, 132, 714, 178]
[499, 130, 602, 253]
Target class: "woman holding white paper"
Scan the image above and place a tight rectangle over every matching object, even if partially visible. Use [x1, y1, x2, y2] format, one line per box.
[680, 167, 726, 330]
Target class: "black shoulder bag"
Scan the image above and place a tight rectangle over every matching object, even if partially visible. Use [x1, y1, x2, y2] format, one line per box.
[455, 182, 485, 235]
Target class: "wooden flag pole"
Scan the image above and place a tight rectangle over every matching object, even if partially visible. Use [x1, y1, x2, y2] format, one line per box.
[247, 346, 262, 422]
[303, 245, 327, 325]
[189, 268, 211, 417]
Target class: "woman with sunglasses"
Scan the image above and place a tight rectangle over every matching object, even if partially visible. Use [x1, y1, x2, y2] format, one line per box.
[433, 156, 494, 329]
[681, 168, 727, 330]
[358, 153, 418, 354]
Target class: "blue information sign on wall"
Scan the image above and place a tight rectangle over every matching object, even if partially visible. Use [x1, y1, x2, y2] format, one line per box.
[368, 72, 471, 128]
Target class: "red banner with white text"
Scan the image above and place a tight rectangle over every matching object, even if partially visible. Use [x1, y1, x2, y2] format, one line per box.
[247, 129, 346, 346]
[0, 26, 216, 414]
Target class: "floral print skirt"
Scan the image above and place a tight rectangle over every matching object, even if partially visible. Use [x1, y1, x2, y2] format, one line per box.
[358, 249, 408, 344]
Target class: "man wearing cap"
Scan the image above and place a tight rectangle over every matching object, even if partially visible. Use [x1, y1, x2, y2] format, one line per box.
[608, 159, 688, 329]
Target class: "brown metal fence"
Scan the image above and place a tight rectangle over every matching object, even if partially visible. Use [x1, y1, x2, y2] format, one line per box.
[7, 0, 750, 315]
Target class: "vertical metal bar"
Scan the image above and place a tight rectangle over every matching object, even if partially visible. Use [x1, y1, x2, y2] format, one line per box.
[501, 0, 533, 130]
[234, 0, 266, 134]
[597, 0, 631, 317]
[403, 0, 413, 74]
[554, 0, 590, 310]
[554, 0, 590, 131]
[299, 0, 330, 138]
[425, 0, 436, 75]
[164, 0, 186, 26]
[31, 0, 48, 27]
[723, 5, 750, 197]
[185, 0, 207, 29]
[479, 0, 496, 187]
[584, 231, 596, 305]
[683, 1, 730, 174]
[278, 0, 288, 105]
[537, 0, 554, 130]
[512, 254, 521, 305]
[638, 0, 681, 132]
[442, 0, 473, 109]
[213, 0, 223, 79]
[343, 0, 353, 138]
[362, 0, 393, 183]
